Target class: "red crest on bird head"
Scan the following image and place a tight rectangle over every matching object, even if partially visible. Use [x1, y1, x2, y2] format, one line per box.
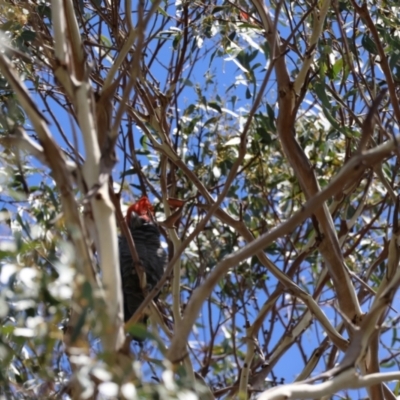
[125, 196, 154, 223]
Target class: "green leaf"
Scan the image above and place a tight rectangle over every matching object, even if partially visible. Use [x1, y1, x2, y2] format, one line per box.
[236, 51, 249, 70]
[314, 82, 331, 110]
[140, 134, 149, 150]
[212, 6, 224, 14]
[100, 35, 111, 47]
[246, 49, 258, 64]
[82, 281, 94, 308]
[71, 307, 88, 343]
[246, 87, 252, 99]
[389, 52, 400, 71]
[332, 58, 343, 79]
[394, 379, 400, 396]
[391, 324, 398, 346]
[173, 33, 182, 50]
[184, 104, 196, 116]
[0, 21, 20, 31]
[346, 204, 356, 219]
[321, 107, 342, 132]
[120, 167, 138, 178]
[208, 102, 222, 113]
[361, 34, 378, 55]
[186, 116, 201, 133]
[179, 78, 193, 87]
[266, 104, 275, 123]
[256, 127, 272, 144]
[127, 324, 149, 340]
[260, 42, 270, 59]
[204, 116, 219, 126]
[157, 5, 168, 17]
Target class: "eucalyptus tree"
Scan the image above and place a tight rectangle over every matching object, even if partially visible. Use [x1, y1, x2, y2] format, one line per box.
[0, 1, 399, 399]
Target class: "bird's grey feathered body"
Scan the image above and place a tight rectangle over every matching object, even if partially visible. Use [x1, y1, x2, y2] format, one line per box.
[119, 214, 167, 322]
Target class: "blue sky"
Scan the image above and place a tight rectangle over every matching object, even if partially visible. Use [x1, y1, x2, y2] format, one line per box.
[0, 1, 399, 398]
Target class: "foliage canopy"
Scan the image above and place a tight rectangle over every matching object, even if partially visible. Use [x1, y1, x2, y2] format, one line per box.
[1, 0, 400, 399]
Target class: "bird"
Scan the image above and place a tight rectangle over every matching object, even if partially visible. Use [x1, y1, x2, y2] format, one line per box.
[118, 196, 167, 326]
